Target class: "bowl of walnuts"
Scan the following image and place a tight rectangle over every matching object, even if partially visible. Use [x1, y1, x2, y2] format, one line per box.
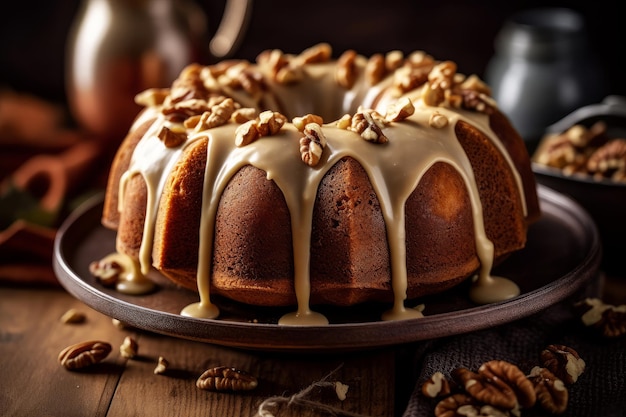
[532, 95, 626, 276]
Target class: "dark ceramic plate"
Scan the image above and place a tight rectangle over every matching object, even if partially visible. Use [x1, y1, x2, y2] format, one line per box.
[53, 186, 601, 352]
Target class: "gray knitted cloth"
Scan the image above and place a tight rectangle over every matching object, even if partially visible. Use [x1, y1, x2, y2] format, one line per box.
[402, 299, 626, 417]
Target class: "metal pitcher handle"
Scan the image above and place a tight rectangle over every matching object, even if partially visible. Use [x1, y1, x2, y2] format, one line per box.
[209, 0, 253, 59]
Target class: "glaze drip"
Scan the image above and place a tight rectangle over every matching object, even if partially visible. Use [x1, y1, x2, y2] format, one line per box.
[115, 47, 528, 325]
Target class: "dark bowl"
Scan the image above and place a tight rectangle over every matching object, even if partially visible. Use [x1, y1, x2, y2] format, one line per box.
[532, 96, 626, 276]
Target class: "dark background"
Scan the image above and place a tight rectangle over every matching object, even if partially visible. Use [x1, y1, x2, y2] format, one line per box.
[1, 0, 624, 118]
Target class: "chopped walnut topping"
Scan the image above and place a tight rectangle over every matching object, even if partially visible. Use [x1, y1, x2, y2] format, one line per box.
[429, 111, 449, 129]
[157, 124, 187, 148]
[459, 74, 492, 96]
[336, 114, 352, 130]
[184, 97, 238, 132]
[292, 114, 324, 131]
[365, 53, 386, 86]
[336, 49, 358, 89]
[234, 111, 286, 147]
[257, 110, 286, 136]
[295, 43, 332, 65]
[231, 107, 258, 123]
[429, 61, 457, 91]
[257, 48, 303, 84]
[393, 63, 431, 95]
[135, 88, 170, 107]
[385, 50, 405, 71]
[350, 108, 389, 143]
[385, 97, 415, 122]
[235, 120, 259, 147]
[300, 123, 326, 167]
[459, 90, 497, 114]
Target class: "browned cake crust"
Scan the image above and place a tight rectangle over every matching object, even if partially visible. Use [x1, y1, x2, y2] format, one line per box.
[100, 46, 540, 309]
[103, 109, 538, 306]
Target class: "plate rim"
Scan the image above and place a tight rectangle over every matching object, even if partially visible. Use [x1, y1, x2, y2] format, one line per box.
[53, 185, 601, 351]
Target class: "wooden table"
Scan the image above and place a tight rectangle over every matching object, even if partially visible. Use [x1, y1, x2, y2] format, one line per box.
[3, 273, 625, 417]
[0, 284, 418, 417]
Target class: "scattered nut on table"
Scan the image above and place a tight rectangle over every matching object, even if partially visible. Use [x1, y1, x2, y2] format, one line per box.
[452, 364, 520, 410]
[60, 308, 86, 324]
[196, 366, 258, 391]
[422, 371, 452, 398]
[477, 360, 536, 409]
[434, 393, 478, 417]
[154, 356, 169, 375]
[575, 298, 626, 338]
[540, 344, 585, 384]
[119, 336, 138, 359]
[528, 366, 569, 414]
[58, 340, 112, 370]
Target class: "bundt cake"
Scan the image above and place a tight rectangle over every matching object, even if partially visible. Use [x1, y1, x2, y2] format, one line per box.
[93, 44, 540, 325]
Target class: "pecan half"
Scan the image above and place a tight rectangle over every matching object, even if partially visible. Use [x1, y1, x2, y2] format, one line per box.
[196, 366, 258, 391]
[452, 367, 517, 410]
[540, 345, 585, 384]
[453, 360, 535, 411]
[58, 341, 112, 370]
[365, 53, 386, 85]
[434, 393, 478, 417]
[528, 366, 568, 414]
[300, 123, 326, 167]
[336, 49, 358, 89]
[350, 109, 388, 143]
[478, 360, 536, 409]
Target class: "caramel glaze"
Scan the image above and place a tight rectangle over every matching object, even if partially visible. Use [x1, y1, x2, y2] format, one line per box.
[109, 53, 534, 325]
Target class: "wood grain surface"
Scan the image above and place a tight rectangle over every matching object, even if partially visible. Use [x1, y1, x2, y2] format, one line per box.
[0, 285, 414, 417]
